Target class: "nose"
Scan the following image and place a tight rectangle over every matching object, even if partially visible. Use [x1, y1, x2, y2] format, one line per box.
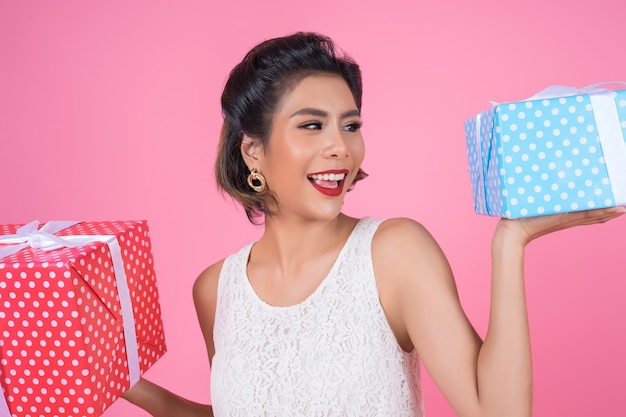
[324, 126, 349, 159]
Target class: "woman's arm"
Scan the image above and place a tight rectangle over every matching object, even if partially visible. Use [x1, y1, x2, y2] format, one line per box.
[121, 378, 213, 417]
[121, 260, 223, 416]
[476, 208, 625, 415]
[374, 207, 625, 417]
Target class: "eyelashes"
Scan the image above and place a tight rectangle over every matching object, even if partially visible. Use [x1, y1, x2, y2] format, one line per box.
[344, 122, 362, 132]
[298, 122, 323, 130]
[297, 121, 363, 132]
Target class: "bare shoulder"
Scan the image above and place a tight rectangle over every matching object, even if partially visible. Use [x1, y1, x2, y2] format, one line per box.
[372, 217, 453, 285]
[373, 217, 443, 257]
[192, 259, 225, 361]
[371, 217, 457, 351]
[193, 259, 224, 301]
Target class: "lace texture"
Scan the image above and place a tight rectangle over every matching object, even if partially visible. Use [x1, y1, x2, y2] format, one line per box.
[211, 217, 423, 416]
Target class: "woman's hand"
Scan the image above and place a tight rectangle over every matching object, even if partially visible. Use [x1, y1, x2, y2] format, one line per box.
[495, 206, 626, 248]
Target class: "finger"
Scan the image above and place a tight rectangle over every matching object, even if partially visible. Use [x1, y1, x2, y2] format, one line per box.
[531, 208, 623, 234]
[566, 207, 625, 225]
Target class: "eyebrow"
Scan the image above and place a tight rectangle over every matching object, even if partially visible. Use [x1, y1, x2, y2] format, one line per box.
[289, 108, 360, 119]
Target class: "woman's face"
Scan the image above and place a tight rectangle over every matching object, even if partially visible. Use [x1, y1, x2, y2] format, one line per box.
[254, 73, 365, 221]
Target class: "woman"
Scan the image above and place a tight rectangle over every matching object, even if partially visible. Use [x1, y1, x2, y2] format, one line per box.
[122, 32, 625, 416]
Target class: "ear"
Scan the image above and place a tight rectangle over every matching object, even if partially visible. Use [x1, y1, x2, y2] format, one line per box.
[241, 134, 263, 168]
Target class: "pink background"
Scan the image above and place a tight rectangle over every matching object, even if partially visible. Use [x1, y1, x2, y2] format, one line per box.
[1, 1, 625, 416]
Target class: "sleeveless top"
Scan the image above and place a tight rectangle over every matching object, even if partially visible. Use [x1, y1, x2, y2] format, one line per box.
[210, 217, 424, 416]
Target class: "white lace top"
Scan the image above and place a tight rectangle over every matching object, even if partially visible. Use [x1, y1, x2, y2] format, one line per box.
[210, 217, 423, 416]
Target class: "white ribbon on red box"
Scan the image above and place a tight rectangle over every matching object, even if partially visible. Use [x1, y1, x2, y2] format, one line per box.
[0, 221, 140, 417]
[0, 390, 9, 417]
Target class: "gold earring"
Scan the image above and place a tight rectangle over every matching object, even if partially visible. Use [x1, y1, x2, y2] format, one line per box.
[247, 168, 266, 193]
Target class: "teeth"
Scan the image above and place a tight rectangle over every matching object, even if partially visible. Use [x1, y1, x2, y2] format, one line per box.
[308, 173, 346, 181]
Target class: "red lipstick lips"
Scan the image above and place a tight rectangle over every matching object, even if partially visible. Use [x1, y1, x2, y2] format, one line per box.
[307, 169, 349, 197]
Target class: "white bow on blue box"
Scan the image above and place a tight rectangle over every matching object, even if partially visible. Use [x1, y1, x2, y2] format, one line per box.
[464, 82, 626, 218]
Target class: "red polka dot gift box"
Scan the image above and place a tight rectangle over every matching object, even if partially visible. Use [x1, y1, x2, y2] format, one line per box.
[0, 220, 167, 417]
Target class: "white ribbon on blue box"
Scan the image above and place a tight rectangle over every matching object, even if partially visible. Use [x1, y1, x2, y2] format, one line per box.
[0, 221, 140, 417]
[465, 82, 626, 218]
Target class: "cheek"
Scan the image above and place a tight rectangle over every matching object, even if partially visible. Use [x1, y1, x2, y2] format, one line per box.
[262, 146, 305, 186]
[267, 139, 317, 171]
[351, 136, 366, 164]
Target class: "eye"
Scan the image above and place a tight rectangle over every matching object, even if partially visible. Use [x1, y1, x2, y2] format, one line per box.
[343, 122, 362, 132]
[298, 121, 323, 130]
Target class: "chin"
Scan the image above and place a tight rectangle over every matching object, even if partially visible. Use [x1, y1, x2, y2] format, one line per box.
[292, 204, 344, 223]
[311, 205, 346, 221]
[279, 191, 347, 222]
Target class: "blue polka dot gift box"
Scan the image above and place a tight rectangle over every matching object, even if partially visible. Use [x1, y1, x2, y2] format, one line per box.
[465, 83, 626, 218]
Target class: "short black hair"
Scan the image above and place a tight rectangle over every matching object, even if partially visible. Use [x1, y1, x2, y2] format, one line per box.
[215, 32, 367, 223]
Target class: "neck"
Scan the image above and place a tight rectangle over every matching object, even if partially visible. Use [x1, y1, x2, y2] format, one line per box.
[256, 213, 356, 271]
